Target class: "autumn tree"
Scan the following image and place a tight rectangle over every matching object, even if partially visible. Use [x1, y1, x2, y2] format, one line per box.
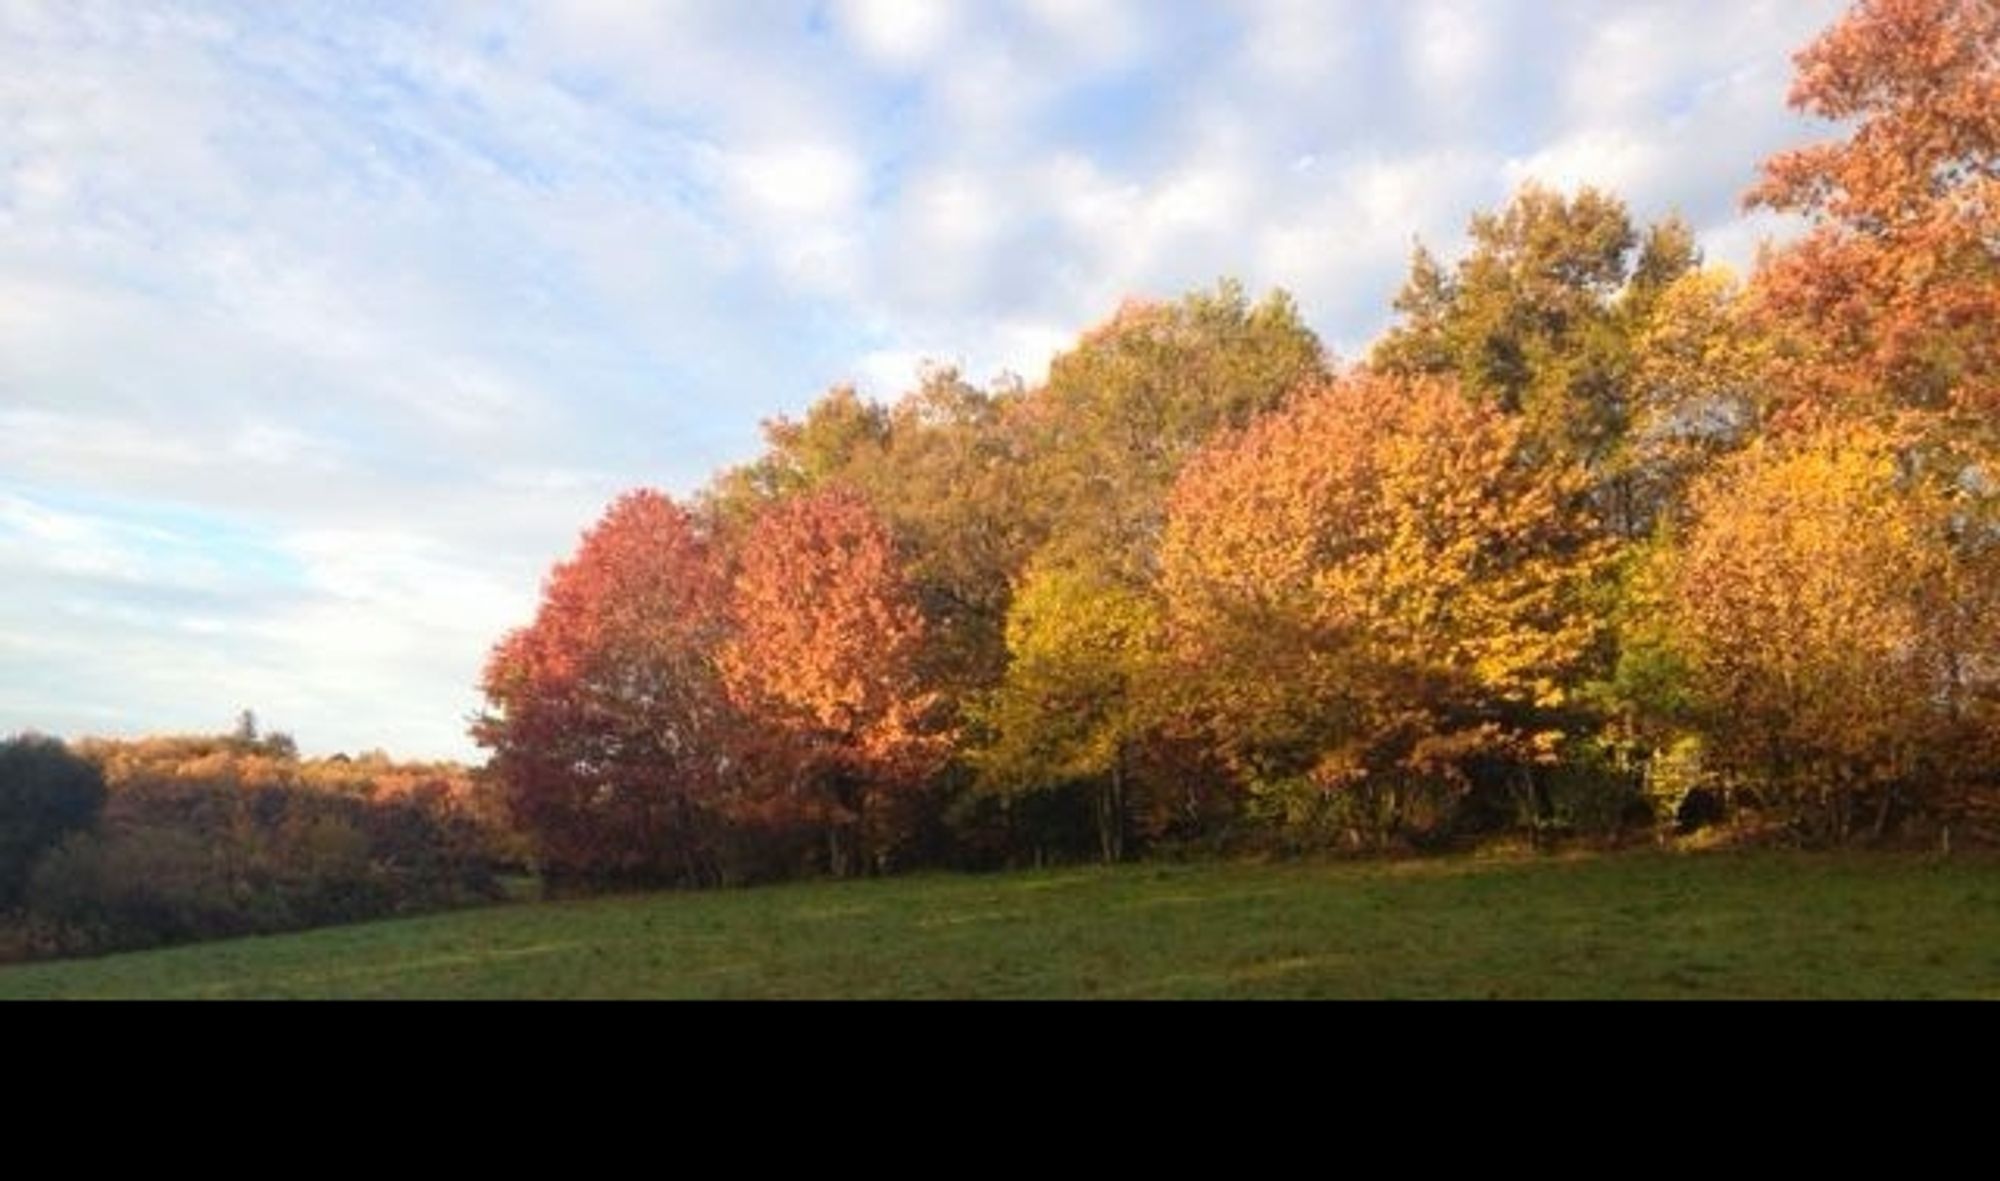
[1024, 280, 1329, 581]
[916, 283, 1324, 857]
[722, 487, 948, 876]
[1651, 419, 2000, 841]
[1159, 372, 1608, 847]
[701, 370, 1042, 705]
[474, 491, 739, 887]
[973, 556, 1163, 863]
[849, 370, 1041, 698]
[1747, 0, 2000, 419]
[1624, 266, 1774, 525]
[1374, 184, 1702, 536]
[702, 385, 892, 530]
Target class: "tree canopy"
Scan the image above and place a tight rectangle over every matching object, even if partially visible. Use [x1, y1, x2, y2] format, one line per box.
[1159, 371, 1608, 845]
[459, 0, 2000, 881]
[1747, 0, 2000, 418]
[475, 490, 739, 886]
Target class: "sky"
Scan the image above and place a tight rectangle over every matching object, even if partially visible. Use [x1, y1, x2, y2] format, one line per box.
[1, 0, 1852, 761]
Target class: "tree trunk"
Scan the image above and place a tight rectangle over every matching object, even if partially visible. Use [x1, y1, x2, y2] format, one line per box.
[1871, 784, 1895, 843]
[852, 788, 869, 878]
[1516, 767, 1541, 849]
[1097, 754, 1127, 865]
[827, 826, 847, 878]
[1111, 756, 1126, 863]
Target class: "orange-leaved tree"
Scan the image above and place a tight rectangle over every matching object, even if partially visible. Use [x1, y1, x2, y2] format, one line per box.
[721, 486, 948, 876]
[1747, 0, 2000, 419]
[1159, 371, 1608, 847]
[474, 490, 740, 887]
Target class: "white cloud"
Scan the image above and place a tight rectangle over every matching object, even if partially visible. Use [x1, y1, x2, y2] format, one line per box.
[1506, 128, 1667, 200]
[722, 142, 867, 222]
[1019, 0, 1147, 69]
[1236, 0, 1347, 83]
[835, 0, 961, 68]
[0, 496, 151, 584]
[1406, 0, 1498, 97]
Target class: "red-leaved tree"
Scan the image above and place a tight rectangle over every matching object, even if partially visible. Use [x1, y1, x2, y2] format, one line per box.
[722, 487, 948, 876]
[1747, 0, 2000, 418]
[473, 490, 739, 888]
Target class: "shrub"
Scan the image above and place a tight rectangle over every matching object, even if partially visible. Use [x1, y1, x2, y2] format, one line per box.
[0, 735, 106, 912]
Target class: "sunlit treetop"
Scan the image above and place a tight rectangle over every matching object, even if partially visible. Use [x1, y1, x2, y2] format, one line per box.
[1748, 0, 2000, 416]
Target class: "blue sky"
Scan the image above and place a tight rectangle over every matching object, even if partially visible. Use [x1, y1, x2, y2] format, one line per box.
[1, 0, 1849, 760]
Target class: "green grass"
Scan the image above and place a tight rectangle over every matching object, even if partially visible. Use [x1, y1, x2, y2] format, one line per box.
[4, 849, 2000, 998]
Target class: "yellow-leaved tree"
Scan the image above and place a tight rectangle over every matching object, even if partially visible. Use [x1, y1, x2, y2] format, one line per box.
[1159, 371, 1609, 848]
[1655, 418, 2000, 841]
[972, 556, 1163, 864]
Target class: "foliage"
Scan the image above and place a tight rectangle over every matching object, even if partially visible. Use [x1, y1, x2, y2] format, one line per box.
[1624, 267, 1773, 525]
[704, 371, 1041, 710]
[1160, 371, 1609, 846]
[1024, 280, 1328, 579]
[863, 374, 1043, 696]
[0, 735, 107, 912]
[973, 556, 1165, 862]
[703, 385, 893, 529]
[722, 486, 950, 875]
[689, 284, 1323, 866]
[1652, 418, 2000, 839]
[1747, 0, 2000, 418]
[475, 490, 742, 886]
[1373, 184, 1700, 535]
[23, 777, 498, 957]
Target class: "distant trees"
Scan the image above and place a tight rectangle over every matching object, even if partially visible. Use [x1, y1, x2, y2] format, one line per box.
[0, 735, 106, 912]
[0, 730, 499, 960]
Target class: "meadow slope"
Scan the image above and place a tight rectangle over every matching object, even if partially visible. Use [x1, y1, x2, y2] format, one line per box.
[4, 851, 1999, 999]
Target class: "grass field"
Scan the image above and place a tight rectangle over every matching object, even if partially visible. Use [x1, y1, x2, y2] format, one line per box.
[4, 849, 1999, 998]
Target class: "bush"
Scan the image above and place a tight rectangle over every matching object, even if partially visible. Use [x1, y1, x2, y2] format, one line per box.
[1541, 743, 1650, 841]
[28, 828, 241, 953]
[17, 778, 502, 958]
[0, 735, 106, 912]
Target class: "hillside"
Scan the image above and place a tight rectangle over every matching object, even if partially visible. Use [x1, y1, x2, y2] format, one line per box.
[4, 851, 1997, 999]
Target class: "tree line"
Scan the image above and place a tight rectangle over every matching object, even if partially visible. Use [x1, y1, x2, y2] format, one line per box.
[0, 726, 508, 960]
[474, 0, 2000, 887]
